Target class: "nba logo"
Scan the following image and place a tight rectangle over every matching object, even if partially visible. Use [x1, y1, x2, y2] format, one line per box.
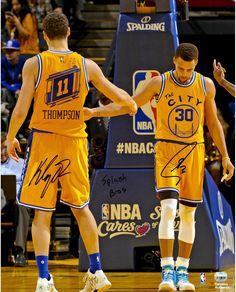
[200, 273, 206, 284]
[102, 204, 110, 220]
[133, 70, 160, 135]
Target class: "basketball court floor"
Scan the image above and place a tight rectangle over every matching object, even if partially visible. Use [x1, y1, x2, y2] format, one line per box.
[1, 259, 235, 291]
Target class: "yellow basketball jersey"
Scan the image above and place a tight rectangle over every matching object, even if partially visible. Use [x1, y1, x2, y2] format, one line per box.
[29, 50, 89, 137]
[155, 70, 206, 143]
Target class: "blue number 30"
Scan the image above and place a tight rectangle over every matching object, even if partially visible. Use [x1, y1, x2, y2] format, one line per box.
[175, 108, 193, 121]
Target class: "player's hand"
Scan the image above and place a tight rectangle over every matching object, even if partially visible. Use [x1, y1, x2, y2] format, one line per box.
[128, 100, 138, 116]
[6, 138, 21, 162]
[213, 59, 226, 85]
[221, 159, 234, 182]
[83, 107, 94, 121]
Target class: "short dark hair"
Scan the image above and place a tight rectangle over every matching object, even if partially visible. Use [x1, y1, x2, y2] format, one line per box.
[43, 13, 69, 40]
[175, 43, 199, 61]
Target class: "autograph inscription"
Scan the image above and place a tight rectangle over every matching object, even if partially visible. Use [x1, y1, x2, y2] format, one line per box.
[29, 155, 71, 198]
[161, 142, 197, 186]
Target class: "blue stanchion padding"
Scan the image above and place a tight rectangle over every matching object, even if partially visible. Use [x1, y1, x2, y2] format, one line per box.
[204, 169, 235, 269]
[79, 169, 225, 271]
[79, 169, 157, 271]
[105, 13, 179, 168]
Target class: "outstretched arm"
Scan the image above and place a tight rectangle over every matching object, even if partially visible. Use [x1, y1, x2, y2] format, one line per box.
[213, 59, 235, 97]
[84, 75, 162, 120]
[6, 57, 37, 162]
[204, 76, 234, 181]
[86, 59, 137, 114]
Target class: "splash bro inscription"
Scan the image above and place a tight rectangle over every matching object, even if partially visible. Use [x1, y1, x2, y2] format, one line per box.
[102, 173, 127, 198]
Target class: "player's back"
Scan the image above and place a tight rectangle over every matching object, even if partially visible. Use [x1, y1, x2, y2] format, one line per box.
[30, 50, 89, 137]
[155, 70, 206, 144]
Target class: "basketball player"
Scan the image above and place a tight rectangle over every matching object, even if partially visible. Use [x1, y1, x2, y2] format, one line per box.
[6, 13, 137, 292]
[84, 43, 234, 291]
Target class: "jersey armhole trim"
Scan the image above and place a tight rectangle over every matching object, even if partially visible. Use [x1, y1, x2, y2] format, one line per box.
[158, 74, 166, 100]
[35, 54, 42, 89]
[201, 74, 207, 96]
[82, 57, 90, 92]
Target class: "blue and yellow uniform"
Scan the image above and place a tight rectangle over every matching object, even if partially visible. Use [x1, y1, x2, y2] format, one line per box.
[154, 70, 206, 204]
[18, 50, 90, 210]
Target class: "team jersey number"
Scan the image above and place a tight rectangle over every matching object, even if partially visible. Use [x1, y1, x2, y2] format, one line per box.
[175, 108, 193, 121]
[168, 104, 200, 138]
[45, 66, 80, 106]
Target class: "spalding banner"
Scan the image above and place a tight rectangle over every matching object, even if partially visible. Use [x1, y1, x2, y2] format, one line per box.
[105, 12, 179, 168]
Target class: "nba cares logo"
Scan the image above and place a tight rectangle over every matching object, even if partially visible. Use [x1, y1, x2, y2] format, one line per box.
[135, 222, 150, 237]
[133, 70, 159, 135]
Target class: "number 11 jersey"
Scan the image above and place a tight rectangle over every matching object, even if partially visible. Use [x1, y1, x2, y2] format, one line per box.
[30, 50, 89, 138]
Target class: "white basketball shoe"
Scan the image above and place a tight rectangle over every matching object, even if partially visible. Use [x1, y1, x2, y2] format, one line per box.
[80, 269, 112, 292]
[159, 265, 176, 291]
[176, 266, 195, 291]
[35, 274, 58, 292]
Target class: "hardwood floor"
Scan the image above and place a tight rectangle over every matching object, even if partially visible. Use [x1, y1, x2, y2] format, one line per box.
[1, 259, 235, 291]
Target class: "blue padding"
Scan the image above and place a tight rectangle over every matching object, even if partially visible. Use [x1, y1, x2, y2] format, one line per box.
[204, 169, 235, 269]
[105, 13, 179, 168]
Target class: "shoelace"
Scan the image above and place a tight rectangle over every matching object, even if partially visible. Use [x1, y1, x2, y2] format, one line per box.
[162, 269, 174, 282]
[83, 274, 98, 290]
[38, 284, 52, 291]
[177, 269, 189, 283]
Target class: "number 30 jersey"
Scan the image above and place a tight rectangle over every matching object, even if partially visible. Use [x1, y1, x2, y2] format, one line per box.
[29, 50, 89, 137]
[155, 70, 206, 143]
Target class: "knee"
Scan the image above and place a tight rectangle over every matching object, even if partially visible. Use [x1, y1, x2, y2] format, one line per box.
[179, 205, 196, 224]
[33, 211, 52, 227]
[178, 204, 196, 243]
[71, 205, 88, 220]
[160, 199, 177, 222]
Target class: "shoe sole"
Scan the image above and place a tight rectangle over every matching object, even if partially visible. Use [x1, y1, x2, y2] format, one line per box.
[35, 288, 57, 292]
[159, 285, 176, 291]
[177, 285, 195, 291]
[97, 283, 112, 291]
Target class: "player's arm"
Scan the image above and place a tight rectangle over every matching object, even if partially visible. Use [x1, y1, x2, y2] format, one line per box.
[6, 56, 37, 162]
[204, 76, 234, 181]
[213, 59, 235, 97]
[84, 75, 162, 120]
[132, 75, 162, 107]
[85, 58, 137, 114]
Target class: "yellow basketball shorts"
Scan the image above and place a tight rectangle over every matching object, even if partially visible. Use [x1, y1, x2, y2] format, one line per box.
[154, 141, 205, 204]
[18, 131, 90, 211]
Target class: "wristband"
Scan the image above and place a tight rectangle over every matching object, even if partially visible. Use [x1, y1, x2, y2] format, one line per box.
[222, 156, 230, 161]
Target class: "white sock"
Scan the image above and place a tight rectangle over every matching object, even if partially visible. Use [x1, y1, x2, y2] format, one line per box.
[161, 257, 174, 268]
[175, 257, 190, 269]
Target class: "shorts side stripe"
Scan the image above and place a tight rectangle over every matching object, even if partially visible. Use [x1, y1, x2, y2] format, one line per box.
[18, 132, 34, 202]
[16, 198, 56, 211]
[155, 187, 180, 194]
[60, 198, 90, 209]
